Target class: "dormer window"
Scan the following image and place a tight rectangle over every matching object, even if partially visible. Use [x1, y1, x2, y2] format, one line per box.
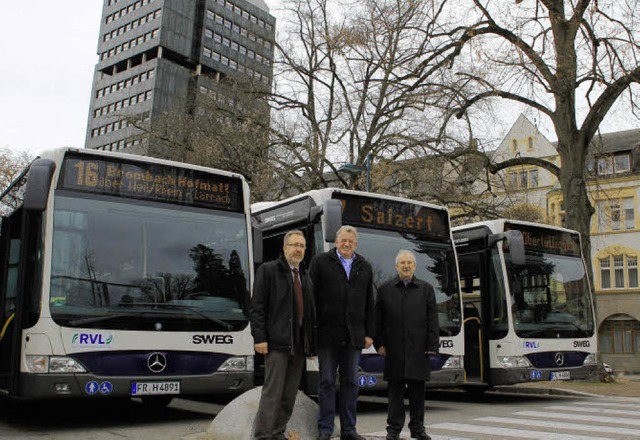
[614, 154, 631, 173]
[595, 153, 631, 176]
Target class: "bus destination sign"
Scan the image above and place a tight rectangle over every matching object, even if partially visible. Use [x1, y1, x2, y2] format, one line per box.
[334, 193, 449, 238]
[59, 153, 244, 212]
[507, 223, 581, 257]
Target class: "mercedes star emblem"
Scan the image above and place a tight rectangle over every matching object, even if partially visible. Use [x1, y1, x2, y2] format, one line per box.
[147, 352, 167, 373]
[555, 352, 565, 367]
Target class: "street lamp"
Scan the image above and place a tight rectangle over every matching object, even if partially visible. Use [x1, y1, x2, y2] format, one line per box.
[338, 153, 371, 191]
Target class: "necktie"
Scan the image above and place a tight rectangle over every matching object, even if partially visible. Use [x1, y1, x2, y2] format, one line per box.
[292, 268, 304, 325]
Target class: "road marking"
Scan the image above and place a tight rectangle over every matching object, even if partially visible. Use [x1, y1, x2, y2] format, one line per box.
[428, 423, 614, 439]
[575, 401, 640, 409]
[543, 405, 640, 417]
[479, 416, 640, 436]
[515, 410, 640, 427]
[365, 432, 470, 440]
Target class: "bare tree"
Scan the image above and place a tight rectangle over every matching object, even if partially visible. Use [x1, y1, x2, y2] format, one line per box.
[146, 74, 279, 201]
[0, 148, 33, 214]
[270, 0, 473, 193]
[412, 0, 640, 275]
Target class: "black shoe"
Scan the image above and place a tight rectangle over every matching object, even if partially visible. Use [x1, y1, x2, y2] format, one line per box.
[317, 434, 331, 440]
[386, 434, 400, 440]
[340, 433, 365, 440]
[414, 433, 432, 440]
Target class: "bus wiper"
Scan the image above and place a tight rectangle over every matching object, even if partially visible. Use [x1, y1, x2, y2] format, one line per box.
[520, 327, 553, 338]
[545, 320, 591, 337]
[68, 312, 141, 327]
[134, 302, 234, 331]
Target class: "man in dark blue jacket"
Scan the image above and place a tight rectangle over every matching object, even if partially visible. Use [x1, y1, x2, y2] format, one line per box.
[250, 230, 317, 440]
[375, 250, 439, 440]
[310, 225, 375, 440]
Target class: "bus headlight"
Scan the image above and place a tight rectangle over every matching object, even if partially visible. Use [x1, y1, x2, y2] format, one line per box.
[26, 355, 48, 373]
[442, 355, 463, 369]
[26, 355, 86, 373]
[49, 356, 87, 373]
[583, 353, 597, 365]
[219, 356, 252, 371]
[497, 356, 533, 368]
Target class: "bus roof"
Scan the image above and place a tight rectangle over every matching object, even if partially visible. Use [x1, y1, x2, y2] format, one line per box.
[251, 187, 450, 214]
[36, 147, 247, 182]
[452, 218, 580, 236]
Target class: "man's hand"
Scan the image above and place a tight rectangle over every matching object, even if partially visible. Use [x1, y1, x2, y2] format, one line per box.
[255, 342, 268, 354]
[364, 336, 373, 349]
[377, 346, 386, 356]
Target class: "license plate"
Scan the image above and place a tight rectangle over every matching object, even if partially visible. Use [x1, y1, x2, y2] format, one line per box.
[131, 381, 181, 395]
[550, 371, 570, 380]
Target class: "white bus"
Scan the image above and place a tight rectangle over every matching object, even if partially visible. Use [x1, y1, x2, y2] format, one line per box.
[452, 219, 598, 391]
[0, 148, 256, 404]
[251, 188, 464, 393]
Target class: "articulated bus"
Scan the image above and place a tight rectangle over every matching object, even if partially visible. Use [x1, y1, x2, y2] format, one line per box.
[0, 148, 256, 403]
[452, 219, 598, 391]
[251, 188, 464, 393]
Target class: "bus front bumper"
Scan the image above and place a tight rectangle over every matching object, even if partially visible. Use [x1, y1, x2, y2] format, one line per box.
[15, 371, 254, 400]
[489, 364, 598, 387]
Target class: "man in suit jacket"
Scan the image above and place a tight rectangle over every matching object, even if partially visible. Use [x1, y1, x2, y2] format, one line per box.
[250, 230, 317, 440]
[375, 250, 439, 440]
[310, 225, 375, 440]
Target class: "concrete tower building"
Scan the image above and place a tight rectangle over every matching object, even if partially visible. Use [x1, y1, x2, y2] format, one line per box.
[85, 0, 275, 157]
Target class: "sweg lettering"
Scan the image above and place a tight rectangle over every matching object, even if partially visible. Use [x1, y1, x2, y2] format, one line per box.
[523, 341, 539, 349]
[192, 334, 234, 344]
[72, 333, 113, 345]
[573, 340, 591, 348]
[439, 340, 454, 348]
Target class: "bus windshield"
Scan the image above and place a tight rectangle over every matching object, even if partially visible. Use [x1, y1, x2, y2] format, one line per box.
[49, 194, 250, 331]
[506, 251, 594, 338]
[355, 228, 461, 337]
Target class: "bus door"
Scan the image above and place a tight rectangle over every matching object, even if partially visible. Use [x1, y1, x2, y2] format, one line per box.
[0, 211, 25, 395]
[458, 248, 489, 383]
[457, 236, 513, 387]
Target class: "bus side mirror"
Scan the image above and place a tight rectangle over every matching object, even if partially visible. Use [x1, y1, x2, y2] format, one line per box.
[322, 199, 342, 243]
[489, 230, 525, 265]
[252, 227, 263, 265]
[23, 159, 56, 212]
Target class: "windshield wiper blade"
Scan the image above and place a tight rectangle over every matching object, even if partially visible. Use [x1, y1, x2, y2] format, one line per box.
[520, 327, 552, 338]
[545, 320, 591, 337]
[68, 312, 140, 327]
[134, 302, 234, 331]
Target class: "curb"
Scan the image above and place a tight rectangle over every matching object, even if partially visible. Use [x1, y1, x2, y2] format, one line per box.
[493, 385, 602, 398]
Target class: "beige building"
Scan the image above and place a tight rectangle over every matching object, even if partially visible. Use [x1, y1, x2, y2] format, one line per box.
[484, 115, 640, 373]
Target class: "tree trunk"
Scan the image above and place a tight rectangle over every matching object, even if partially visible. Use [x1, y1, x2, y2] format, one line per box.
[557, 141, 595, 287]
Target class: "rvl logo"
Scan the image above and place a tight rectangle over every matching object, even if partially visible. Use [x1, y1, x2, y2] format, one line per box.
[72, 333, 113, 345]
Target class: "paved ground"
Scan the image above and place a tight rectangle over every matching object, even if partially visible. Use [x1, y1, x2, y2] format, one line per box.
[498, 374, 640, 397]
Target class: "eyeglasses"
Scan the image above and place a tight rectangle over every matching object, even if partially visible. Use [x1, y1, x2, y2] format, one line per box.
[285, 243, 306, 249]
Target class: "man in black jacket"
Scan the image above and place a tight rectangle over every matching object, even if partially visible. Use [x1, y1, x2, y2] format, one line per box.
[310, 225, 375, 440]
[250, 230, 317, 440]
[375, 250, 439, 440]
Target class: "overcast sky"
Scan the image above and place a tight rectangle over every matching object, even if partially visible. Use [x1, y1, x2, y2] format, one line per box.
[0, 1, 635, 158]
[0, 1, 104, 156]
